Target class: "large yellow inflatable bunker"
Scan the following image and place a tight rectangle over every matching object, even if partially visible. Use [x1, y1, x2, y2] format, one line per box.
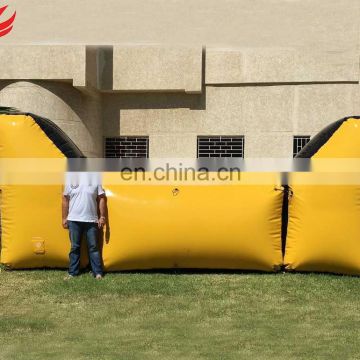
[0, 109, 283, 271]
[102, 177, 283, 271]
[0, 109, 83, 269]
[285, 116, 360, 275]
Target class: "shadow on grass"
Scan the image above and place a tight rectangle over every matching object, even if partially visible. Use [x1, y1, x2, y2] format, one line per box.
[2, 266, 360, 278]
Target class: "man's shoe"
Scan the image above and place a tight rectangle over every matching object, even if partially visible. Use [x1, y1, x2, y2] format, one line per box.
[64, 274, 74, 281]
[95, 274, 103, 280]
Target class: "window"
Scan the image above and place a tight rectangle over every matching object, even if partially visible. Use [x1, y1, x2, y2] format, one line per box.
[197, 136, 244, 158]
[293, 136, 310, 157]
[105, 136, 149, 158]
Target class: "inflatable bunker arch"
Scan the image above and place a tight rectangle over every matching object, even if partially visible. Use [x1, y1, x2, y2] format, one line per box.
[0, 108, 283, 271]
[285, 116, 360, 275]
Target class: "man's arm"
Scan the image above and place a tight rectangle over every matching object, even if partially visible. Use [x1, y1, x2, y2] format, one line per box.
[97, 194, 107, 228]
[62, 195, 69, 228]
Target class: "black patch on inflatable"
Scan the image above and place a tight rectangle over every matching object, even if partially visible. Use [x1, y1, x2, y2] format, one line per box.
[296, 116, 360, 158]
[0, 107, 84, 158]
[28, 113, 84, 158]
[281, 180, 289, 257]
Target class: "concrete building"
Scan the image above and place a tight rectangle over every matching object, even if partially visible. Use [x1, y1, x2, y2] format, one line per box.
[0, 0, 359, 158]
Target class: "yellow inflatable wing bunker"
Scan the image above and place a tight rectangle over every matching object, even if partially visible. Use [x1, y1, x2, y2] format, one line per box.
[0, 109, 83, 268]
[102, 174, 283, 271]
[285, 116, 360, 275]
[0, 108, 283, 271]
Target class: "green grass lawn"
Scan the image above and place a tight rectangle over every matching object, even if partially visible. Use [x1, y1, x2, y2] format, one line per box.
[0, 270, 360, 360]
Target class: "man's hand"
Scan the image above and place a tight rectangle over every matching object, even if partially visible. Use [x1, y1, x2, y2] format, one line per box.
[98, 216, 106, 229]
[98, 194, 107, 229]
[62, 195, 69, 229]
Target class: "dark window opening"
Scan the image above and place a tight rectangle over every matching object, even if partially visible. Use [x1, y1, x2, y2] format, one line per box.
[293, 136, 311, 157]
[105, 136, 149, 158]
[197, 136, 244, 158]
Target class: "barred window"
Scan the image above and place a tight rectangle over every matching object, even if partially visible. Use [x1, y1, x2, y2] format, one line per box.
[105, 136, 149, 158]
[197, 136, 244, 158]
[293, 136, 310, 157]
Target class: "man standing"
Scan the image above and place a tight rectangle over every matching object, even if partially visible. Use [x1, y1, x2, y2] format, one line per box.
[62, 174, 106, 280]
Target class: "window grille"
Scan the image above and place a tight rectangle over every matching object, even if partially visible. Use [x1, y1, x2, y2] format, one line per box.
[105, 136, 149, 158]
[293, 136, 310, 157]
[197, 136, 244, 158]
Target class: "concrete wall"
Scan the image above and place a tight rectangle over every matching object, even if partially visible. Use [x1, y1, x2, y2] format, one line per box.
[105, 84, 360, 158]
[0, 45, 360, 158]
[113, 46, 202, 93]
[3, 0, 359, 52]
[0, 46, 87, 88]
[206, 49, 359, 84]
[0, 81, 103, 157]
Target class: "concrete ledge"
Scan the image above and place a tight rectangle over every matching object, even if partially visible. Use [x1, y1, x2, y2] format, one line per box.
[113, 46, 202, 93]
[206, 49, 359, 84]
[0, 45, 87, 88]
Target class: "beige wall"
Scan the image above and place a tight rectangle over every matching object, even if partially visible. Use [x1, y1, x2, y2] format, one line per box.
[105, 84, 360, 158]
[0, 81, 103, 157]
[2, 0, 359, 52]
[0, 46, 87, 88]
[113, 46, 202, 93]
[206, 49, 359, 84]
[0, 45, 360, 158]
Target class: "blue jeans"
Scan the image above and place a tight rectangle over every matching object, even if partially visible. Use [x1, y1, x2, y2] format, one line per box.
[68, 221, 103, 276]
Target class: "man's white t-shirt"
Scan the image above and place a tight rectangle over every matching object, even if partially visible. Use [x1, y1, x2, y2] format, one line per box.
[63, 185, 105, 222]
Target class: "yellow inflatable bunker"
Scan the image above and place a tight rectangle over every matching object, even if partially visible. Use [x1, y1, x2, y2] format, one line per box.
[0, 109, 83, 268]
[102, 177, 283, 271]
[0, 109, 283, 271]
[285, 116, 360, 275]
